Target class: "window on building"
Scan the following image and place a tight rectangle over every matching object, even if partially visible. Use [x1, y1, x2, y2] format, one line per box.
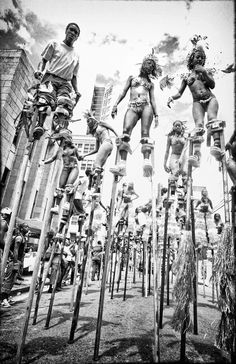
[80, 160, 94, 171]
[83, 143, 95, 154]
[76, 143, 83, 153]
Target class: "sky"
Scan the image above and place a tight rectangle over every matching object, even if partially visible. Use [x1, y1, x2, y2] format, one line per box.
[0, 0, 235, 212]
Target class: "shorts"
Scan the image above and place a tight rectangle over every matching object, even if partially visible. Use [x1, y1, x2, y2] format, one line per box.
[42, 73, 72, 99]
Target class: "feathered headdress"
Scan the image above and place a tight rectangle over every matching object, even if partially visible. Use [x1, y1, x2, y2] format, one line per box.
[186, 35, 208, 70]
[83, 110, 99, 131]
[142, 48, 162, 78]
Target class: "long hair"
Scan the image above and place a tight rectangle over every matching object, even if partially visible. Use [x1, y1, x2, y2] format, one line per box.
[186, 46, 206, 71]
[167, 120, 186, 137]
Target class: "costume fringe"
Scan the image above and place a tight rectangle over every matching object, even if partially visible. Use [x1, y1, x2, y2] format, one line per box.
[171, 230, 195, 333]
[213, 224, 235, 352]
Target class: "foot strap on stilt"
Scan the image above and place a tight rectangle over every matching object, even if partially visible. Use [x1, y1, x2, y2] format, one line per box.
[206, 119, 226, 147]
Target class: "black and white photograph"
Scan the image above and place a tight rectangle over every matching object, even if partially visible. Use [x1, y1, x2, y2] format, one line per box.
[0, 0, 235, 363]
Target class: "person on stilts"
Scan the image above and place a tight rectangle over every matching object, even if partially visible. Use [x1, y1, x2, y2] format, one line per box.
[167, 36, 222, 167]
[110, 51, 162, 177]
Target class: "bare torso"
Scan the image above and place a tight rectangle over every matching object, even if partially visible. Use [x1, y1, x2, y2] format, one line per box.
[94, 125, 111, 144]
[170, 134, 186, 155]
[186, 71, 214, 101]
[129, 76, 152, 103]
[62, 147, 78, 167]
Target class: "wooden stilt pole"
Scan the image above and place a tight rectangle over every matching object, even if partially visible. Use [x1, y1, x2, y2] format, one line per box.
[39, 241, 56, 296]
[190, 199, 198, 335]
[231, 186, 236, 363]
[144, 239, 148, 298]
[68, 193, 96, 343]
[150, 145, 160, 363]
[159, 184, 170, 328]
[93, 159, 120, 360]
[166, 236, 170, 306]
[32, 239, 56, 325]
[220, 131, 230, 224]
[111, 241, 119, 299]
[133, 246, 136, 284]
[180, 135, 195, 363]
[84, 245, 92, 294]
[148, 244, 151, 296]
[108, 240, 115, 292]
[45, 238, 65, 329]
[142, 240, 145, 297]
[1, 141, 34, 280]
[117, 227, 125, 293]
[16, 153, 61, 364]
[123, 233, 130, 301]
[70, 236, 81, 311]
[211, 249, 215, 303]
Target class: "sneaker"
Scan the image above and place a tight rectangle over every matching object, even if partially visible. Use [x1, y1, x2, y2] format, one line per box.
[1, 299, 11, 308]
[51, 205, 59, 214]
[143, 159, 153, 177]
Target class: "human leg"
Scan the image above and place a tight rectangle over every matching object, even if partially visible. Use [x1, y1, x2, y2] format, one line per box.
[110, 109, 139, 176]
[94, 141, 113, 170]
[51, 79, 73, 133]
[189, 102, 205, 167]
[205, 98, 225, 160]
[140, 105, 154, 176]
[1, 261, 18, 305]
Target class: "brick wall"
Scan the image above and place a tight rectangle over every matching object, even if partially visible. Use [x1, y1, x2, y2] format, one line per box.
[0, 49, 35, 176]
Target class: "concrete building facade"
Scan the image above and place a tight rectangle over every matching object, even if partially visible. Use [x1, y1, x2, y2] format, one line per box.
[0, 49, 55, 234]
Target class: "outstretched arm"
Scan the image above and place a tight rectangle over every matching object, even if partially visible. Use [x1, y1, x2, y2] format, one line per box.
[163, 136, 171, 173]
[194, 199, 201, 210]
[71, 75, 81, 103]
[167, 79, 187, 107]
[44, 152, 58, 165]
[34, 58, 47, 79]
[111, 76, 133, 118]
[99, 122, 118, 137]
[149, 83, 159, 127]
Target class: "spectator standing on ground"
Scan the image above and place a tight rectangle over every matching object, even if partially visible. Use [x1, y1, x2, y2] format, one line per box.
[1, 222, 29, 307]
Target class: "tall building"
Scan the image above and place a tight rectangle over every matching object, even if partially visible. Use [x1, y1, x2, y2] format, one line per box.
[1, 50, 59, 236]
[73, 135, 96, 175]
[90, 83, 113, 123]
[1, 49, 35, 200]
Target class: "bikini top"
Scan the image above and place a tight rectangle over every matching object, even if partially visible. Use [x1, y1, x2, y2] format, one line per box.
[131, 76, 152, 90]
[181, 68, 215, 86]
[170, 135, 186, 146]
